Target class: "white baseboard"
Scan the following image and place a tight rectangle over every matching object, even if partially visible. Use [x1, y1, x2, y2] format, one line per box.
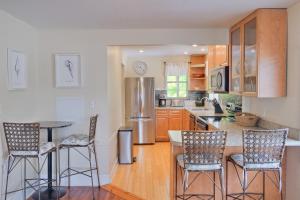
[109, 157, 119, 183]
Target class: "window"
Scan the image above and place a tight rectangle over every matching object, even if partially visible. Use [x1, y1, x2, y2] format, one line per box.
[165, 62, 188, 98]
[166, 75, 188, 98]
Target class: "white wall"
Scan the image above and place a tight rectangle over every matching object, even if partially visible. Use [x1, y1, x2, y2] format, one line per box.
[0, 10, 38, 199]
[124, 55, 190, 89]
[107, 46, 124, 177]
[242, 2, 300, 200]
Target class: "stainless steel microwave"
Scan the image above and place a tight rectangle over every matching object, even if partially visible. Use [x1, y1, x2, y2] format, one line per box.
[210, 66, 229, 93]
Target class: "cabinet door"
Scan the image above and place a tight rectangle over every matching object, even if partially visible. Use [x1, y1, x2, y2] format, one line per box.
[182, 110, 190, 130]
[155, 116, 169, 141]
[169, 109, 182, 130]
[169, 117, 182, 130]
[207, 46, 216, 68]
[243, 18, 257, 93]
[230, 27, 242, 93]
[215, 45, 228, 66]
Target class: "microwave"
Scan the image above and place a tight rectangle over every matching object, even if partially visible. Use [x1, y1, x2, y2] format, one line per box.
[210, 66, 229, 93]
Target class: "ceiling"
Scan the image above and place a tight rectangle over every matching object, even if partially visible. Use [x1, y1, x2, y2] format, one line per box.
[121, 45, 208, 57]
[0, 0, 298, 29]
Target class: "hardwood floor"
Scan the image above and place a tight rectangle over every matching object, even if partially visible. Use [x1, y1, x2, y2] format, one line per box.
[59, 187, 120, 200]
[28, 185, 143, 200]
[112, 142, 171, 200]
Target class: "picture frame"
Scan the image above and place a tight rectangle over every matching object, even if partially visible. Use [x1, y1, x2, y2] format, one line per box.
[7, 49, 27, 90]
[55, 53, 81, 87]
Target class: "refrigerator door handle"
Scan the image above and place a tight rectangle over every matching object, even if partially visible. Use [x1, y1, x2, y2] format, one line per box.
[129, 117, 152, 122]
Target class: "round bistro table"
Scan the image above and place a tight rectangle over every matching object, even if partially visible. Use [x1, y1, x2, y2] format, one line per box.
[31, 121, 72, 200]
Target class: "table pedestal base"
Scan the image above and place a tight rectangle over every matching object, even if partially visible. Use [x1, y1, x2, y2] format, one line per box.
[31, 187, 67, 200]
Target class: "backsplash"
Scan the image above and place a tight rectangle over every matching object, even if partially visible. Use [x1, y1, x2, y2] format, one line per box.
[155, 90, 208, 106]
[155, 90, 242, 108]
[218, 94, 242, 106]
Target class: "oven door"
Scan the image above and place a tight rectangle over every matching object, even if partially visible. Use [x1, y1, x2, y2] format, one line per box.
[196, 118, 208, 131]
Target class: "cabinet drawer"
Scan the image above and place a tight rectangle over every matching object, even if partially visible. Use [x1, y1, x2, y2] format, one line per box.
[156, 109, 168, 117]
[168, 109, 182, 117]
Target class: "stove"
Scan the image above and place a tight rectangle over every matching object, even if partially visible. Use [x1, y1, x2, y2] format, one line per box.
[199, 116, 235, 123]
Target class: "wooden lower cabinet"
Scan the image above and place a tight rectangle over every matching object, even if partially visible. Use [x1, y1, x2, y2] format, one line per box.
[156, 109, 169, 141]
[182, 109, 190, 130]
[156, 116, 169, 141]
[169, 110, 182, 131]
[155, 109, 183, 142]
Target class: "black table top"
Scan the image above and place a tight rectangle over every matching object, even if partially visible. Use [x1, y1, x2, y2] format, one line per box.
[38, 121, 72, 129]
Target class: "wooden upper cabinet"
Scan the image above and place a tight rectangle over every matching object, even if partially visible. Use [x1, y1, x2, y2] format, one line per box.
[215, 45, 228, 67]
[230, 27, 242, 94]
[229, 9, 287, 97]
[189, 55, 207, 91]
[207, 45, 228, 69]
[207, 46, 216, 68]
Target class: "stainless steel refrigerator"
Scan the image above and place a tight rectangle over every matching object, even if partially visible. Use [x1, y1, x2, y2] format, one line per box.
[125, 77, 155, 144]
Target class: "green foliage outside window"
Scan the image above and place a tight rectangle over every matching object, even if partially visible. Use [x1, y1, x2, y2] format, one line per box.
[166, 75, 187, 98]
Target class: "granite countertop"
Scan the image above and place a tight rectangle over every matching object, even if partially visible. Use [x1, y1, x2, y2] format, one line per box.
[185, 107, 228, 117]
[168, 117, 300, 147]
[155, 106, 229, 117]
[155, 106, 185, 110]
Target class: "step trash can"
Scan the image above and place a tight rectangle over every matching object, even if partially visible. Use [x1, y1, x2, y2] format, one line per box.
[118, 127, 135, 164]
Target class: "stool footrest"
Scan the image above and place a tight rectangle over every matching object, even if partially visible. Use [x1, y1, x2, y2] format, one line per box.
[176, 193, 214, 200]
[226, 192, 263, 200]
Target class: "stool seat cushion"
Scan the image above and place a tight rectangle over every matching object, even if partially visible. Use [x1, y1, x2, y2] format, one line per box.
[177, 154, 222, 171]
[10, 142, 56, 157]
[60, 135, 90, 147]
[230, 154, 280, 169]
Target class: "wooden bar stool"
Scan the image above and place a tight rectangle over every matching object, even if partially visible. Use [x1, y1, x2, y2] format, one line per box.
[176, 130, 227, 200]
[3, 122, 58, 200]
[226, 129, 288, 200]
[58, 114, 100, 200]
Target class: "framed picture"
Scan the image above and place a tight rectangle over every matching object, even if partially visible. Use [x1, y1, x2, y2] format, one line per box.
[7, 49, 27, 90]
[55, 53, 81, 87]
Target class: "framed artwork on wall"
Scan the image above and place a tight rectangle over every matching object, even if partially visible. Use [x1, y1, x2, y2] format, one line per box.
[55, 53, 81, 87]
[7, 49, 27, 90]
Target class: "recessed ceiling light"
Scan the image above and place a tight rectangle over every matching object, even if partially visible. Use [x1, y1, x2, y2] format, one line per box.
[192, 44, 198, 47]
[139, 49, 144, 53]
[184, 51, 188, 55]
[200, 48, 206, 52]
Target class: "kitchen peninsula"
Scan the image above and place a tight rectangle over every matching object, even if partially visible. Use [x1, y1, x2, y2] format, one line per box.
[168, 113, 300, 200]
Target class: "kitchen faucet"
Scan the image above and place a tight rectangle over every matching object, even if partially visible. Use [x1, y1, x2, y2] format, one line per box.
[200, 97, 209, 103]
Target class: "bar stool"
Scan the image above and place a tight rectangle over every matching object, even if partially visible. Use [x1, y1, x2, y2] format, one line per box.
[58, 114, 100, 200]
[3, 122, 58, 200]
[226, 129, 288, 200]
[176, 130, 227, 200]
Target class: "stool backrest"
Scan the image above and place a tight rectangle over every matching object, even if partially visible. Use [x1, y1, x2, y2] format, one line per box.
[3, 122, 40, 154]
[181, 130, 227, 166]
[242, 129, 288, 165]
[89, 114, 98, 142]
